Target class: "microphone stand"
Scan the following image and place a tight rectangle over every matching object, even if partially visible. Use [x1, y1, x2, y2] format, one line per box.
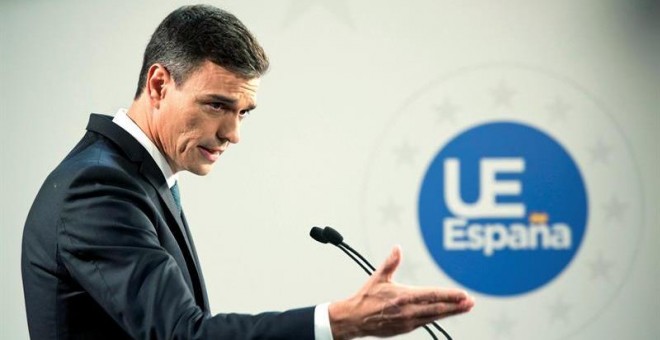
[311, 226, 453, 340]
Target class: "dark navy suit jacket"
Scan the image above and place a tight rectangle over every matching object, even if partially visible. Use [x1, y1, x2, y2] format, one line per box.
[22, 114, 314, 339]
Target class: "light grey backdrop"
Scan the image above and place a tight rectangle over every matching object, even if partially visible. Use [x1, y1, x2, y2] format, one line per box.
[1, 0, 658, 339]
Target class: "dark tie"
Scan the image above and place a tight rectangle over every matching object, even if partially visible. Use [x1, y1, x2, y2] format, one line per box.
[170, 181, 182, 212]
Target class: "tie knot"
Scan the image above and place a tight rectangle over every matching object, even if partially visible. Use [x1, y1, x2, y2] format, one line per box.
[170, 181, 182, 211]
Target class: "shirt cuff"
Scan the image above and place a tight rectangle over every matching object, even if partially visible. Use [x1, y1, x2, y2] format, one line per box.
[314, 302, 334, 340]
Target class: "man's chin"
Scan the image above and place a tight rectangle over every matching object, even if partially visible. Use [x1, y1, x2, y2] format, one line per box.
[187, 164, 214, 176]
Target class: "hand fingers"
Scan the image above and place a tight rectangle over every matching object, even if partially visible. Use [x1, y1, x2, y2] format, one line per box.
[361, 301, 473, 337]
[391, 287, 471, 305]
[366, 294, 473, 324]
[411, 298, 475, 319]
[372, 245, 402, 282]
[383, 298, 473, 320]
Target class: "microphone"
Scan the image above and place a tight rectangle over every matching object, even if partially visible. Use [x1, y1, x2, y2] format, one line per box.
[309, 226, 372, 275]
[309, 226, 328, 244]
[309, 226, 452, 340]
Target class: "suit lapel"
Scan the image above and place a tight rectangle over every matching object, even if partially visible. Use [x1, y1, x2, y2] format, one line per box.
[180, 212, 209, 310]
[86, 114, 207, 309]
[142, 169, 194, 256]
[147, 175, 207, 310]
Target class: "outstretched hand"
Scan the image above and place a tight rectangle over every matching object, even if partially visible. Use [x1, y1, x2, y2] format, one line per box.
[328, 246, 474, 340]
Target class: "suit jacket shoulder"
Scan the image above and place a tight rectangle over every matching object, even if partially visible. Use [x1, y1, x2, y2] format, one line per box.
[22, 114, 315, 339]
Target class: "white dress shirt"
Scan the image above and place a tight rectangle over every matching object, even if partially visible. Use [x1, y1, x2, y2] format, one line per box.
[112, 109, 178, 189]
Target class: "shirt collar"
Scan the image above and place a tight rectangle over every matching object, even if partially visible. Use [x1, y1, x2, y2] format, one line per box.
[112, 108, 178, 188]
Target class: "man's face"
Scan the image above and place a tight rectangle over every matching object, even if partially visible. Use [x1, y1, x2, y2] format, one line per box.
[152, 61, 260, 175]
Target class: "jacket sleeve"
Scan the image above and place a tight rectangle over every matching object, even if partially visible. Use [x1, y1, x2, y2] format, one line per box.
[58, 164, 315, 339]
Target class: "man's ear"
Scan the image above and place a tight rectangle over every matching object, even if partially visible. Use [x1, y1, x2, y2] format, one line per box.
[145, 64, 172, 109]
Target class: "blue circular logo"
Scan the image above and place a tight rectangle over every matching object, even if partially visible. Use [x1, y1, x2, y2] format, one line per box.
[419, 121, 588, 296]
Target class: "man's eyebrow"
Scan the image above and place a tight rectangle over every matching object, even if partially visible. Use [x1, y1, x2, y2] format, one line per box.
[201, 94, 257, 111]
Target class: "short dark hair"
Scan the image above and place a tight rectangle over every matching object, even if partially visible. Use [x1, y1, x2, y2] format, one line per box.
[134, 5, 269, 99]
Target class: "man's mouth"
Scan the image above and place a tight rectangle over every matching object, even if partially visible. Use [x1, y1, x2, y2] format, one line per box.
[198, 146, 222, 162]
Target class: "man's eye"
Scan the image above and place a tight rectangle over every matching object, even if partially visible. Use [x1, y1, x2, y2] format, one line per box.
[239, 110, 251, 117]
[208, 102, 224, 110]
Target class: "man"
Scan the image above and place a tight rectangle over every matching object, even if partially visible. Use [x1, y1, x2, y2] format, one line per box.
[21, 5, 474, 339]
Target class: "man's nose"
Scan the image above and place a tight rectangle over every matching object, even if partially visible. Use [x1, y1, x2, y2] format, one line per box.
[218, 114, 241, 144]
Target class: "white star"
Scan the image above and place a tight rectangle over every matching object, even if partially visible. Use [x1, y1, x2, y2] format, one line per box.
[434, 98, 458, 125]
[602, 196, 628, 223]
[547, 295, 572, 323]
[379, 199, 403, 226]
[547, 97, 570, 123]
[491, 312, 515, 338]
[393, 141, 417, 166]
[588, 252, 614, 281]
[283, 0, 354, 28]
[589, 139, 613, 164]
[491, 81, 516, 108]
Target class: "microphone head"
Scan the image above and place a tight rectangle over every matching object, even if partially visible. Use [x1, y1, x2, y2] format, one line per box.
[309, 226, 328, 244]
[322, 226, 344, 245]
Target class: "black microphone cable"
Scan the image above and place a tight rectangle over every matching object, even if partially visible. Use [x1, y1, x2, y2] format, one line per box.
[322, 227, 376, 273]
[310, 227, 372, 275]
[310, 226, 453, 340]
[322, 227, 452, 340]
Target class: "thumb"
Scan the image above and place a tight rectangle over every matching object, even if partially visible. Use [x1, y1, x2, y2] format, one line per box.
[375, 245, 402, 282]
